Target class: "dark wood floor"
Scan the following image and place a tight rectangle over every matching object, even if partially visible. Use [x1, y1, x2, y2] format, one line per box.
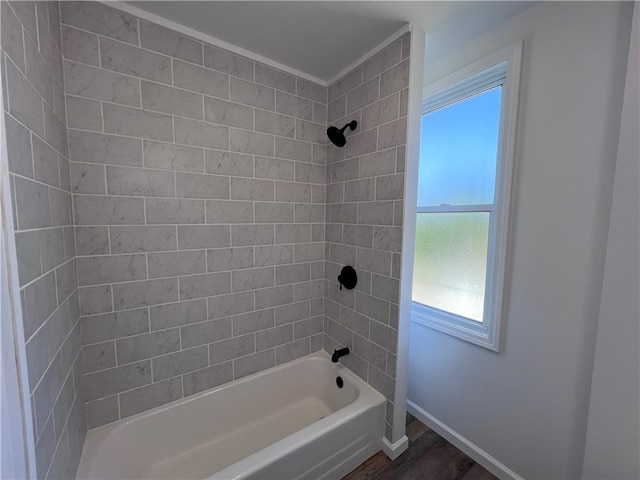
[342, 416, 497, 480]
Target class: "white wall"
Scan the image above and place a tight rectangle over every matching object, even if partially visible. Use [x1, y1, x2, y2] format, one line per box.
[582, 4, 640, 478]
[407, 2, 634, 479]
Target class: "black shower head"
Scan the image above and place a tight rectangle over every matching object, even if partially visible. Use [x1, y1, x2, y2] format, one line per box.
[327, 120, 358, 147]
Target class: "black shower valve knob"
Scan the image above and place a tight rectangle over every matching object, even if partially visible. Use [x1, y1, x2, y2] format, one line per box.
[338, 266, 357, 291]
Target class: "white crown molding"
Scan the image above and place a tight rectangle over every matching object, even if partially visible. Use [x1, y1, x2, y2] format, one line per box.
[325, 23, 412, 86]
[102, 1, 328, 86]
[103, 1, 410, 88]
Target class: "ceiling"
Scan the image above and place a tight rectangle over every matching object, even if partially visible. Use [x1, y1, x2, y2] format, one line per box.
[125, 1, 537, 85]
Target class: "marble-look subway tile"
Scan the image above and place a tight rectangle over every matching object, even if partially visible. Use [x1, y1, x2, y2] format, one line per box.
[63, 61, 140, 107]
[205, 151, 253, 177]
[82, 341, 116, 373]
[209, 334, 255, 365]
[233, 308, 275, 336]
[296, 78, 327, 103]
[77, 254, 146, 286]
[78, 285, 113, 316]
[206, 247, 254, 273]
[143, 141, 204, 173]
[2, 2, 26, 72]
[173, 60, 228, 99]
[275, 91, 312, 121]
[119, 377, 182, 418]
[175, 172, 230, 199]
[204, 45, 254, 81]
[334, 67, 363, 98]
[178, 225, 231, 249]
[183, 362, 233, 396]
[206, 200, 253, 224]
[230, 77, 275, 110]
[142, 81, 203, 120]
[112, 278, 178, 310]
[275, 137, 311, 162]
[61, 2, 138, 44]
[254, 245, 294, 268]
[231, 225, 274, 247]
[229, 129, 274, 157]
[68, 130, 143, 167]
[4, 114, 33, 178]
[139, 21, 202, 64]
[83, 360, 151, 402]
[66, 96, 103, 132]
[145, 198, 205, 224]
[74, 195, 144, 225]
[14, 176, 50, 230]
[106, 165, 175, 197]
[378, 118, 407, 150]
[152, 346, 208, 381]
[85, 396, 118, 429]
[179, 272, 231, 300]
[81, 308, 149, 344]
[362, 39, 402, 82]
[276, 338, 310, 365]
[204, 97, 253, 130]
[110, 225, 176, 254]
[361, 93, 400, 131]
[231, 266, 274, 292]
[103, 104, 173, 142]
[148, 250, 206, 278]
[254, 109, 295, 138]
[116, 329, 180, 364]
[6, 59, 44, 137]
[234, 348, 275, 379]
[61, 25, 98, 66]
[359, 149, 396, 178]
[181, 317, 231, 348]
[255, 157, 295, 181]
[380, 59, 410, 98]
[174, 117, 229, 150]
[255, 64, 295, 94]
[255, 285, 293, 310]
[149, 299, 207, 331]
[207, 291, 254, 319]
[100, 37, 171, 84]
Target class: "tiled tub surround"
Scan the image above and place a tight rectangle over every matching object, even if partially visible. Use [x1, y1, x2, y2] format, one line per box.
[323, 34, 410, 442]
[60, 2, 329, 429]
[2, 1, 86, 478]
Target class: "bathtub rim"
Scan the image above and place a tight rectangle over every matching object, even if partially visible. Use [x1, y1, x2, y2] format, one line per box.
[77, 350, 386, 479]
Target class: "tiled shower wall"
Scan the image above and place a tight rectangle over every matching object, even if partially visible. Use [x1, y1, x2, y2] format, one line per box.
[323, 35, 410, 441]
[1, 1, 86, 478]
[60, 2, 329, 429]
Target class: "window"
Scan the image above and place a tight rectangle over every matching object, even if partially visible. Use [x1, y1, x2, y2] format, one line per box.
[412, 43, 522, 351]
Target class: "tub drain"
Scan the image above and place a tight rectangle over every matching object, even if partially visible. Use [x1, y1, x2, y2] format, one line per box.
[336, 376, 344, 388]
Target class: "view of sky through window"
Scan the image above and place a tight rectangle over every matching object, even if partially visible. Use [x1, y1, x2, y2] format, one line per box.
[414, 87, 501, 322]
[417, 87, 501, 207]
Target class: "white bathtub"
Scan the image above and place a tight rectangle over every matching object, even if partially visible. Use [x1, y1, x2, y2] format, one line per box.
[76, 351, 386, 479]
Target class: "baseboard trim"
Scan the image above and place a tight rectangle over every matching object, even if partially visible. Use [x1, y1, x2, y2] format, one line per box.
[406, 400, 524, 480]
[382, 435, 409, 460]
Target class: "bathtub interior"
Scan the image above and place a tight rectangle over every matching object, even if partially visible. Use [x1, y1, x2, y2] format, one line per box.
[77, 353, 382, 480]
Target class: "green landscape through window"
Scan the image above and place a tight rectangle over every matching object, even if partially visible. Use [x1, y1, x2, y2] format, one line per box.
[413, 87, 501, 322]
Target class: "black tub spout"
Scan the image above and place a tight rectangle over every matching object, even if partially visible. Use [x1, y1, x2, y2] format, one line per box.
[332, 347, 350, 363]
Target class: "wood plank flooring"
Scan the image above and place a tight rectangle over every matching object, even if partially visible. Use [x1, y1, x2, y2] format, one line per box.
[342, 417, 497, 480]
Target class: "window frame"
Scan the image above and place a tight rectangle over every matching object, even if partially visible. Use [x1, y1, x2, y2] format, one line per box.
[411, 42, 522, 352]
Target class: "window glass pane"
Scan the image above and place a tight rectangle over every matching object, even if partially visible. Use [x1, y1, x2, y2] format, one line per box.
[418, 87, 501, 207]
[413, 212, 489, 322]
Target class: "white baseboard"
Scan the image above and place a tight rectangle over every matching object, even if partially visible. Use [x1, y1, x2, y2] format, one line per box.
[406, 400, 524, 480]
[382, 435, 409, 460]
